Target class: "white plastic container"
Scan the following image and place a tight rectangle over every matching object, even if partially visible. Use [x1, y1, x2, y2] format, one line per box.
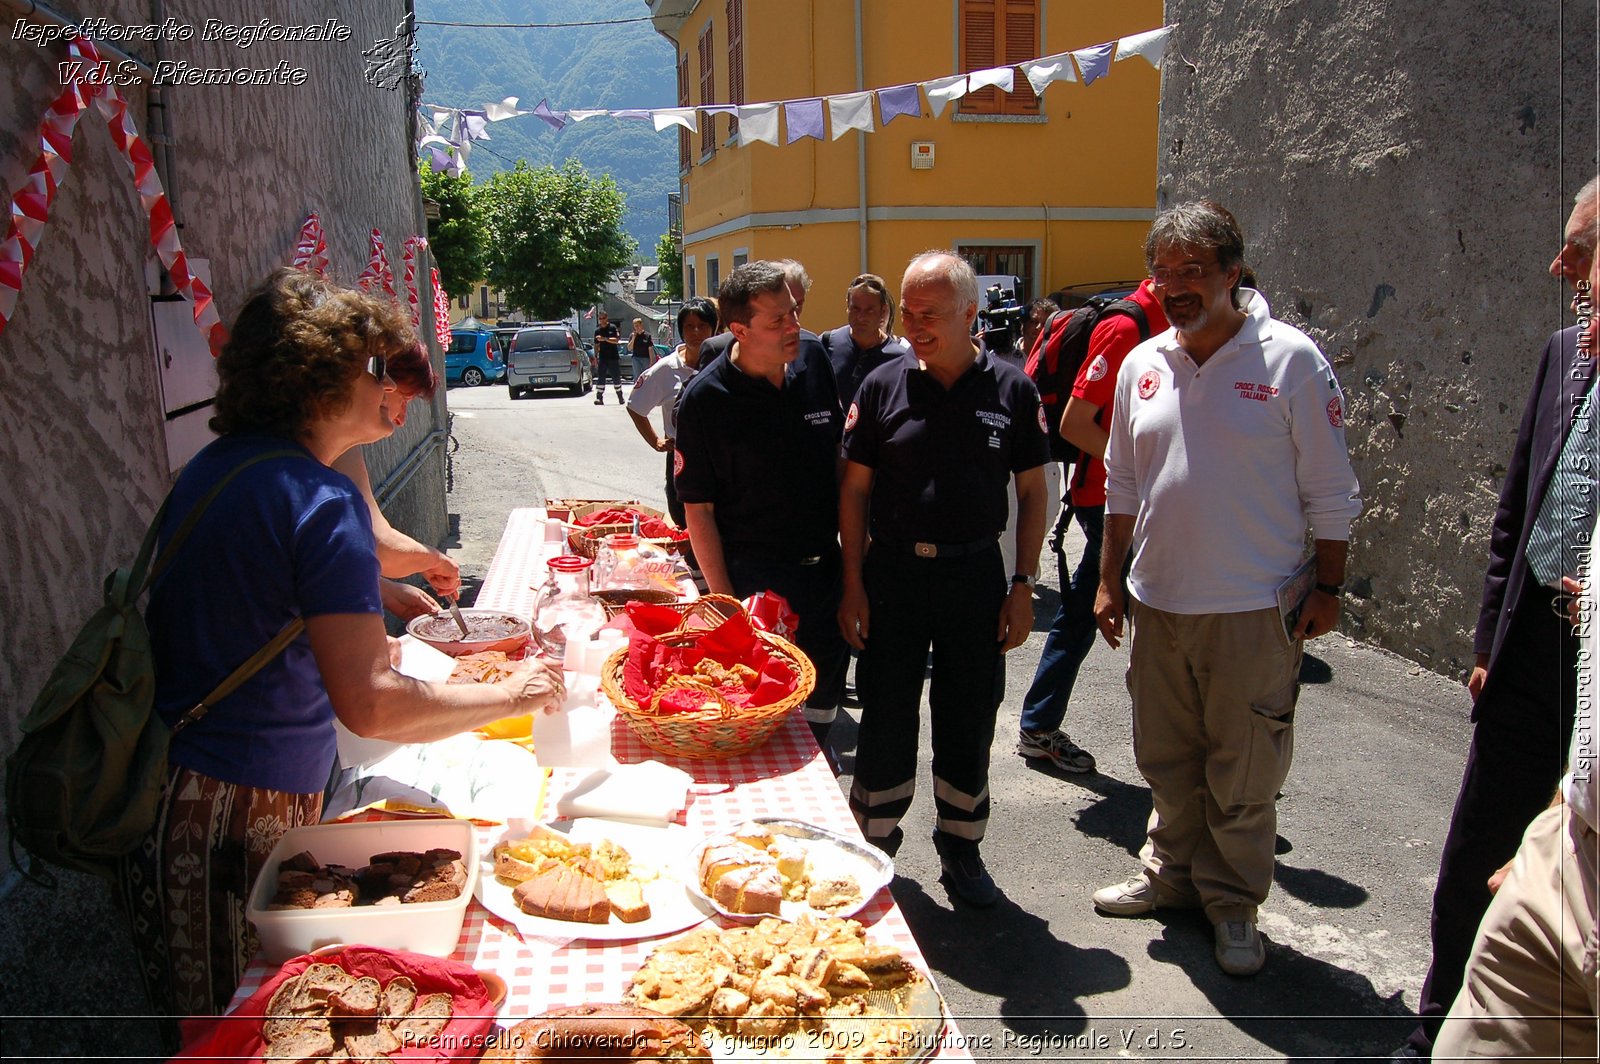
[247, 819, 478, 963]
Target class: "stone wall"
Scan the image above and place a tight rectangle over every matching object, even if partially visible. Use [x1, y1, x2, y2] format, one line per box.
[1157, 0, 1598, 676]
[0, 2, 443, 1049]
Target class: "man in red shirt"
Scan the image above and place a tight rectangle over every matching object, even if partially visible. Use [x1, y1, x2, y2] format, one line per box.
[1017, 281, 1167, 771]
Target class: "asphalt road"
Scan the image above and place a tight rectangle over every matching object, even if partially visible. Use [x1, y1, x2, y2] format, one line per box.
[442, 379, 1474, 1062]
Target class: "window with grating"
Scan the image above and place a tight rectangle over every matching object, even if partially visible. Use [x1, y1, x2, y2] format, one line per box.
[726, 0, 744, 139]
[677, 52, 691, 170]
[959, 0, 1040, 116]
[698, 24, 716, 158]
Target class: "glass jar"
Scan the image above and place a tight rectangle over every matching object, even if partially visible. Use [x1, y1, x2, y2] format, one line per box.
[593, 532, 684, 593]
[531, 555, 606, 665]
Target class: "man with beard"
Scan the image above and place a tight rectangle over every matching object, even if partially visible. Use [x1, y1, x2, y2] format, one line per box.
[1092, 201, 1361, 976]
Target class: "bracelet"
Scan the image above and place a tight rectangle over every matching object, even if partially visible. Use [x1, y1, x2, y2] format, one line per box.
[1314, 582, 1343, 596]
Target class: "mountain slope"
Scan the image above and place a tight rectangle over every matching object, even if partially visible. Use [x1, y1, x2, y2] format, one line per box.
[415, 0, 677, 252]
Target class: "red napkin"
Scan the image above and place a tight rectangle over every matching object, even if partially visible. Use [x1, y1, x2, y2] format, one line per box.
[173, 945, 495, 1063]
[572, 507, 689, 541]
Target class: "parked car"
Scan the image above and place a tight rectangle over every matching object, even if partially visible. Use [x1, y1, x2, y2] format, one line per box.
[446, 328, 506, 387]
[506, 322, 592, 398]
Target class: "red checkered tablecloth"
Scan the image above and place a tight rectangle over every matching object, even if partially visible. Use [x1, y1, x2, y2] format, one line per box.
[231, 509, 970, 1059]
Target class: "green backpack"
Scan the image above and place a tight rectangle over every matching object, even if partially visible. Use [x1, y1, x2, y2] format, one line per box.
[7, 450, 305, 881]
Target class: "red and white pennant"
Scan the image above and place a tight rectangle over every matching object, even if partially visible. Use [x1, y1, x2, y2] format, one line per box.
[290, 212, 329, 275]
[430, 266, 451, 348]
[356, 228, 395, 300]
[0, 37, 224, 354]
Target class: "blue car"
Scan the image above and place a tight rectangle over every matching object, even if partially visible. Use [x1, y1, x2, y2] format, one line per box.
[446, 329, 506, 387]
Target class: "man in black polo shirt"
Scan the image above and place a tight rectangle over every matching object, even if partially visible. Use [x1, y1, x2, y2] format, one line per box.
[592, 311, 623, 405]
[697, 259, 824, 370]
[673, 260, 849, 749]
[838, 250, 1050, 907]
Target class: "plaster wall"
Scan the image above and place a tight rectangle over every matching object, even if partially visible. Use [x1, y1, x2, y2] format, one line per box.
[1158, 0, 1598, 676]
[0, 2, 443, 1047]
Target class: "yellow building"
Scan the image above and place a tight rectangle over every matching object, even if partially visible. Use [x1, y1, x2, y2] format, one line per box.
[648, 0, 1163, 329]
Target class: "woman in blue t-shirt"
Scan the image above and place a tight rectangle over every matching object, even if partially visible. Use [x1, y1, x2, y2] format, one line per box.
[121, 268, 565, 1023]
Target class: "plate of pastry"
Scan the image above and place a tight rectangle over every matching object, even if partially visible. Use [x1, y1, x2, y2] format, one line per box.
[687, 819, 893, 922]
[476, 819, 710, 942]
[625, 914, 947, 1062]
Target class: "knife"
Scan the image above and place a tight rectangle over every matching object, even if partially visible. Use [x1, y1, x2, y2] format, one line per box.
[443, 594, 470, 639]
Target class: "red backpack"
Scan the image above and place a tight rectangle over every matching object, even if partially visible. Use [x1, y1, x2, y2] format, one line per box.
[1025, 295, 1149, 462]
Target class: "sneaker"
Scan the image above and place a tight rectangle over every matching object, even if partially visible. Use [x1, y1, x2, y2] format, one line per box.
[932, 832, 999, 908]
[1018, 729, 1097, 773]
[1213, 920, 1265, 976]
[594, 397, 604, 405]
[1091, 874, 1195, 916]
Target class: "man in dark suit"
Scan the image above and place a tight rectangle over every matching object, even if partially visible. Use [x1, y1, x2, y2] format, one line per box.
[1399, 180, 1597, 1059]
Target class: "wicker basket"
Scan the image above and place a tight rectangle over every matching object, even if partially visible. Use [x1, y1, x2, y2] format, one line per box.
[591, 586, 683, 618]
[565, 502, 687, 559]
[599, 597, 815, 760]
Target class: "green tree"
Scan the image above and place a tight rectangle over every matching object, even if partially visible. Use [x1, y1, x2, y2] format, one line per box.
[655, 231, 683, 301]
[479, 160, 635, 320]
[417, 162, 486, 299]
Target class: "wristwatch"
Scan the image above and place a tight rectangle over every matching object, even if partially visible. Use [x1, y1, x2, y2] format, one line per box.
[1012, 574, 1037, 589]
[1314, 582, 1344, 597]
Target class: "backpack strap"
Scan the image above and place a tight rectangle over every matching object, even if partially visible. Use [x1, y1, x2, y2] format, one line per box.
[144, 448, 307, 592]
[170, 616, 305, 735]
[144, 446, 313, 733]
[1105, 299, 1151, 342]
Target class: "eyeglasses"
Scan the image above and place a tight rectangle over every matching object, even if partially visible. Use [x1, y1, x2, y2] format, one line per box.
[1149, 262, 1215, 286]
[365, 354, 388, 380]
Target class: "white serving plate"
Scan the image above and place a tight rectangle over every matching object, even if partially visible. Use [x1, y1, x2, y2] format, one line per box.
[476, 818, 710, 942]
[696, 971, 947, 1063]
[686, 817, 894, 922]
[247, 819, 478, 964]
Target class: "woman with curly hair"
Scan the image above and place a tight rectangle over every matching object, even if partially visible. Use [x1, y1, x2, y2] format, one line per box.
[119, 268, 564, 1024]
[329, 339, 461, 619]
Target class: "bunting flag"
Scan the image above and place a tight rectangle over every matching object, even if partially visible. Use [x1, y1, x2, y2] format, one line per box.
[1, 36, 224, 353]
[828, 92, 876, 138]
[737, 103, 781, 147]
[401, 236, 423, 328]
[415, 25, 1173, 168]
[876, 84, 923, 124]
[1020, 52, 1078, 95]
[1115, 26, 1172, 69]
[784, 99, 826, 143]
[968, 66, 1016, 93]
[291, 212, 330, 275]
[483, 96, 527, 122]
[357, 229, 395, 300]
[651, 107, 698, 133]
[531, 99, 568, 131]
[922, 74, 969, 119]
[1072, 43, 1116, 85]
[430, 266, 451, 347]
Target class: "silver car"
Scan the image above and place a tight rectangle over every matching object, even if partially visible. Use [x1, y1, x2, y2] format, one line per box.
[506, 323, 593, 398]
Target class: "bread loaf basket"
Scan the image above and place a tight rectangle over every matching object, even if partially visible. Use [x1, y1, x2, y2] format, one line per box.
[599, 597, 815, 760]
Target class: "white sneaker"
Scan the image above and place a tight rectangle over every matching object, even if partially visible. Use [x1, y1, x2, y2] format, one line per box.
[1213, 920, 1265, 976]
[1092, 875, 1196, 916]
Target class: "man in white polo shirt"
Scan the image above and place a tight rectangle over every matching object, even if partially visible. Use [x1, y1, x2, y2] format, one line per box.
[1091, 200, 1362, 977]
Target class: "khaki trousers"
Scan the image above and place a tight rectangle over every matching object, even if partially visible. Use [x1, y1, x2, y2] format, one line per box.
[1434, 804, 1599, 1061]
[1127, 602, 1301, 923]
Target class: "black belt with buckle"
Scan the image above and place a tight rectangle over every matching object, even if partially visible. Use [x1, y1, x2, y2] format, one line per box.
[876, 537, 998, 559]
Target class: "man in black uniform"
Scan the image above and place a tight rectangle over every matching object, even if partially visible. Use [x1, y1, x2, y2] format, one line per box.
[592, 311, 623, 405]
[697, 259, 824, 370]
[839, 250, 1050, 907]
[673, 261, 849, 748]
